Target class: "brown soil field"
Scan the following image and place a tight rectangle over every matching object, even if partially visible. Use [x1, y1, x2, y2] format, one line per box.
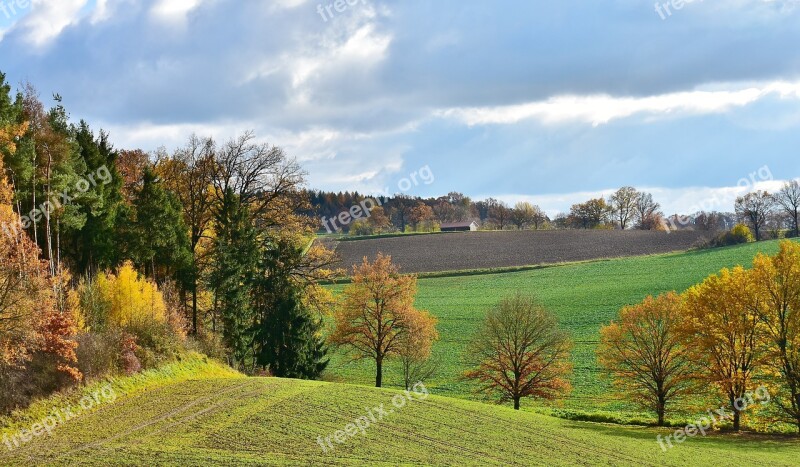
[329, 230, 712, 274]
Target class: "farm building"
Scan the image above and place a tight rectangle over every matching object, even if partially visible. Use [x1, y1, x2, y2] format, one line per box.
[440, 221, 479, 232]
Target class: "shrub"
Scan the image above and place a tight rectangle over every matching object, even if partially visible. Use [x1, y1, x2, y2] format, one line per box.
[711, 224, 755, 247]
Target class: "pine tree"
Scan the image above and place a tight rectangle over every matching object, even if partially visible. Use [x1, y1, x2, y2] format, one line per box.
[127, 167, 192, 284]
[253, 242, 328, 379]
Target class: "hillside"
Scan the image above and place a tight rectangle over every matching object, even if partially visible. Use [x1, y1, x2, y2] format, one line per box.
[2, 370, 799, 466]
[326, 239, 797, 422]
[331, 230, 711, 273]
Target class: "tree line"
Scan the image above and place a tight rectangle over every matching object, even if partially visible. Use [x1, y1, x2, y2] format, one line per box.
[0, 72, 340, 412]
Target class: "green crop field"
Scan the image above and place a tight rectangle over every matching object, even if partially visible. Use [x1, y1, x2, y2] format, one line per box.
[326, 240, 798, 423]
[3, 366, 799, 466]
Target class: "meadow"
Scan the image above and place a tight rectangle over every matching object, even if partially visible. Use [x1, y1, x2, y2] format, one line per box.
[3, 368, 799, 466]
[326, 239, 797, 422]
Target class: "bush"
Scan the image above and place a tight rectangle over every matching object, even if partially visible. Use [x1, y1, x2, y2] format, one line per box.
[711, 224, 755, 247]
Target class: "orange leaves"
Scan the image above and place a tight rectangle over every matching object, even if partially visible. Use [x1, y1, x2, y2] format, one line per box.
[598, 292, 694, 424]
[330, 254, 436, 386]
[464, 294, 572, 409]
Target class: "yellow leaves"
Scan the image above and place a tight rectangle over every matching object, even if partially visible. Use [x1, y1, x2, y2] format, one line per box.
[0, 121, 28, 154]
[95, 262, 168, 329]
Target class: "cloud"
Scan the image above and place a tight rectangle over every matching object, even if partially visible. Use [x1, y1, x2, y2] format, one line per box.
[149, 0, 205, 23]
[437, 81, 800, 127]
[12, 0, 88, 46]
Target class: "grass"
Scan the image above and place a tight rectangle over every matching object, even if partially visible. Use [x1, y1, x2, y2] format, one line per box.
[0, 353, 242, 437]
[3, 375, 799, 466]
[325, 239, 798, 423]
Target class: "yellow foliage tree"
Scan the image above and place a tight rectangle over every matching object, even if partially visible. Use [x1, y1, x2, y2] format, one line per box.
[96, 262, 168, 329]
[681, 266, 766, 431]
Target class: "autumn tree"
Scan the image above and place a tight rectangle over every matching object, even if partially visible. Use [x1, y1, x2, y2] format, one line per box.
[512, 201, 545, 230]
[408, 201, 435, 232]
[156, 135, 215, 334]
[397, 308, 439, 390]
[569, 198, 611, 229]
[609, 187, 639, 230]
[735, 191, 775, 241]
[487, 198, 511, 230]
[750, 241, 800, 432]
[599, 293, 695, 426]
[776, 181, 800, 238]
[634, 192, 662, 230]
[681, 267, 767, 431]
[368, 206, 391, 233]
[464, 294, 572, 410]
[330, 254, 435, 388]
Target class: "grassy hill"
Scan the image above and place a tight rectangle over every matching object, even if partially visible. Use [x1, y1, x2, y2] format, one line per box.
[326, 239, 798, 423]
[2, 364, 799, 466]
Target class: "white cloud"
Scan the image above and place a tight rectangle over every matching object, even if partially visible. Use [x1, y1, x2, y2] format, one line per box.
[437, 81, 800, 127]
[149, 0, 204, 23]
[494, 180, 791, 219]
[14, 0, 88, 46]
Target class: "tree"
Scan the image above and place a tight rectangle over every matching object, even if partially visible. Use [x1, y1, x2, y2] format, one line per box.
[735, 191, 775, 241]
[487, 198, 511, 230]
[512, 201, 545, 230]
[776, 181, 800, 238]
[251, 234, 335, 380]
[397, 307, 439, 390]
[117, 149, 149, 204]
[464, 294, 572, 410]
[330, 254, 433, 388]
[609, 187, 639, 230]
[569, 198, 611, 229]
[634, 192, 662, 230]
[368, 206, 391, 233]
[408, 202, 435, 232]
[599, 293, 695, 426]
[694, 211, 723, 232]
[750, 241, 800, 432]
[156, 135, 215, 335]
[681, 267, 766, 431]
[127, 167, 192, 284]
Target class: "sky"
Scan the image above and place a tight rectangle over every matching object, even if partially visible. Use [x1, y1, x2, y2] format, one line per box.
[1, 0, 800, 216]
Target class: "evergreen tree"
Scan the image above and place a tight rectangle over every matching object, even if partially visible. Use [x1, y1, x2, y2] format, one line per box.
[209, 189, 259, 370]
[253, 241, 328, 379]
[127, 167, 192, 284]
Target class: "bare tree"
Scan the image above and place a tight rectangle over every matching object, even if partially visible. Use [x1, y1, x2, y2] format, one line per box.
[735, 191, 775, 241]
[609, 187, 639, 230]
[776, 181, 800, 238]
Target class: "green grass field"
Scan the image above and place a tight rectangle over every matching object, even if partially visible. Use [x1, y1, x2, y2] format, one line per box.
[3, 367, 799, 466]
[326, 240, 798, 423]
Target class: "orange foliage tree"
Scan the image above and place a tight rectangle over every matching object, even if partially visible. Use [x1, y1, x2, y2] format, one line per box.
[599, 292, 695, 425]
[330, 254, 435, 388]
[0, 155, 80, 408]
[464, 294, 572, 410]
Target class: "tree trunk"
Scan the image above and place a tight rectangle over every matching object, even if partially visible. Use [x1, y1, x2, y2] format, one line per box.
[514, 397, 520, 410]
[192, 285, 198, 335]
[733, 410, 741, 431]
[375, 358, 383, 388]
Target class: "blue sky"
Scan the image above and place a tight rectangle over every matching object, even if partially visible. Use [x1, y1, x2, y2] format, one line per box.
[1, 0, 800, 216]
